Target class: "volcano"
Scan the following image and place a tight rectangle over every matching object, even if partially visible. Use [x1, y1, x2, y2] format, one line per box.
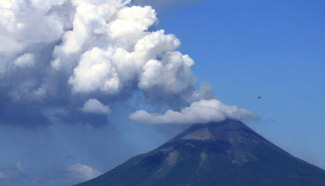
[77, 120, 325, 186]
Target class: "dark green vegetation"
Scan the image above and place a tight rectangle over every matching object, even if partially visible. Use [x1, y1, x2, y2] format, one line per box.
[77, 120, 325, 186]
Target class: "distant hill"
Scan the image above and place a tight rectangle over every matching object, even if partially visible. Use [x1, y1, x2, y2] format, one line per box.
[76, 120, 325, 186]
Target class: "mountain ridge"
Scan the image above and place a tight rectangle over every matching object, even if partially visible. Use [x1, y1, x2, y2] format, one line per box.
[77, 119, 325, 186]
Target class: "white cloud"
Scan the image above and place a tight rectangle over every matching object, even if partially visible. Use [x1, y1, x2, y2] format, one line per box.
[13, 53, 35, 68]
[108, 6, 157, 42]
[0, 0, 257, 129]
[82, 99, 110, 114]
[69, 47, 121, 94]
[68, 27, 195, 102]
[51, 0, 120, 70]
[190, 82, 216, 102]
[138, 51, 195, 97]
[0, 0, 199, 105]
[67, 12, 195, 102]
[130, 99, 258, 125]
[0, 0, 68, 72]
[67, 163, 101, 181]
[33, 87, 47, 97]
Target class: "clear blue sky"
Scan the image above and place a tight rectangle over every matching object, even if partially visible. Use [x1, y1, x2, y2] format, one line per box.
[157, 0, 325, 167]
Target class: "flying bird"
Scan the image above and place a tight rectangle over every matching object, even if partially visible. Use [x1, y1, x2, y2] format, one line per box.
[258, 96, 262, 99]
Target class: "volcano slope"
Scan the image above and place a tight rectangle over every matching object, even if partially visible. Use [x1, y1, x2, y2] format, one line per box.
[77, 120, 325, 186]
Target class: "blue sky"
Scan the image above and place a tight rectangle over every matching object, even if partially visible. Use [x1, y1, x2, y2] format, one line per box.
[0, 0, 324, 185]
[157, 0, 325, 167]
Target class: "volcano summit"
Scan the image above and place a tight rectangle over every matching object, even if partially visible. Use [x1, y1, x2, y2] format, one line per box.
[77, 120, 325, 186]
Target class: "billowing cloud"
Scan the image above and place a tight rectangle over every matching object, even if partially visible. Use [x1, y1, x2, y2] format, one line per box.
[130, 99, 258, 125]
[0, 0, 68, 72]
[82, 99, 110, 114]
[52, 1, 196, 103]
[0, 0, 204, 127]
[0, 0, 257, 128]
